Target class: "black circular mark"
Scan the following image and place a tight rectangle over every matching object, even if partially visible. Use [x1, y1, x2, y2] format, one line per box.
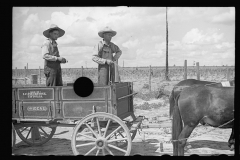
[73, 77, 94, 97]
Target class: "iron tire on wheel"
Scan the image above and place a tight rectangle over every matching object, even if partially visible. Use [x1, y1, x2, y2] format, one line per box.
[71, 112, 132, 156]
[116, 113, 137, 148]
[12, 123, 16, 149]
[15, 124, 56, 146]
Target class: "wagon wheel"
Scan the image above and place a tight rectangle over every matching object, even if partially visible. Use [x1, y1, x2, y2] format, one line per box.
[71, 112, 132, 156]
[111, 113, 137, 148]
[12, 123, 16, 149]
[15, 124, 56, 146]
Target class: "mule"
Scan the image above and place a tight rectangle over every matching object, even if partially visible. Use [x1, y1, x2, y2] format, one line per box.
[169, 79, 235, 119]
[172, 85, 234, 156]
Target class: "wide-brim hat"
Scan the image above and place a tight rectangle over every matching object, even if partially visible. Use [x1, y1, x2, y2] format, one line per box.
[43, 24, 65, 38]
[98, 26, 117, 38]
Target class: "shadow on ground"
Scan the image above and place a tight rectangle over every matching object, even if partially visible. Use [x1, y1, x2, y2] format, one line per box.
[12, 138, 73, 156]
[13, 138, 160, 156]
[188, 140, 231, 150]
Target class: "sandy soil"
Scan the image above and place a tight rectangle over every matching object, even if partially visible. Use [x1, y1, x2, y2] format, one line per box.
[12, 97, 234, 156]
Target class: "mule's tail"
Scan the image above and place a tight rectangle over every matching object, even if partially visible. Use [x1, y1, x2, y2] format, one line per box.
[172, 94, 183, 156]
[169, 88, 175, 119]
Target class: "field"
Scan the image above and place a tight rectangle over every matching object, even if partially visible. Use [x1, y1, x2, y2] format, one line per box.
[12, 66, 234, 87]
[12, 66, 235, 156]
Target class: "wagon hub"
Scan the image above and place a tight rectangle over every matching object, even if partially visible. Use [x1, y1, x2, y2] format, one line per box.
[96, 138, 106, 149]
[97, 141, 103, 147]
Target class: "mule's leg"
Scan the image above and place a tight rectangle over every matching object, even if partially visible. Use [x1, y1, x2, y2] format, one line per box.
[177, 125, 196, 156]
[172, 105, 183, 156]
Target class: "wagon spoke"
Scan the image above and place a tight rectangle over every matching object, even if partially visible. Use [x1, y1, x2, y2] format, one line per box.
[26, 127, 32, 140]
[106, 126, 122, 140]
[76, 142, 95, 148]
[85, 123, 98, 138]
[39, 127, 49, 137]
[20, 127, 28, 133]
[117, 131, 125, 138]
[103, 119, 111, 138]
[108, 144, 127, 153]
[77, 133, 96, 141]
[96, 117, 101, 137]
[84, 146, 97, 156]
[105, 146, 114, 156]
[96, 149, 100, 156]
[108, 138, 128, 143]
[102, 148, 106, 156]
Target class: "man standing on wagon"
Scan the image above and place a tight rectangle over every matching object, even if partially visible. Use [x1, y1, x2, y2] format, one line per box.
[92, 26, 122, 85]
[41, 24, 67, 86]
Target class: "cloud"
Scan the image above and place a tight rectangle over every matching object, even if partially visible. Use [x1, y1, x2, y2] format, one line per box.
[22, 14, 42, 34]
[13, 7, 30, 19]
[20, 7, 29, 15]
[182, 28, 223, 45]
[212, 7, 235, 25]
[29, 34, 45, 46]
[122, 39, 139, 48]
[50, 11, 78, 30]
[57, 35, 76, 45]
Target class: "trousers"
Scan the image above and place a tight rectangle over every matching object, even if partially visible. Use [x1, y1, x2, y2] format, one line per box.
[44, 66, 63, 86]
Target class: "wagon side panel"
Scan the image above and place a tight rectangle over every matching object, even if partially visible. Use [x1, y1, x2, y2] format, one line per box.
[13, 87, 56, 121]
[115, 82, 132, 119]
[60, 85, 116, 119]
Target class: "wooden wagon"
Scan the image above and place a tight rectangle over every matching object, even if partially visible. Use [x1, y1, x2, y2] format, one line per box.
[12, 82, 144, 155]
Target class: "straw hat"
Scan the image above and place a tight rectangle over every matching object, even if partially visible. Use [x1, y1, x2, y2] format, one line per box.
[98, 26, 117, 38]
[43, 24, 65, 38]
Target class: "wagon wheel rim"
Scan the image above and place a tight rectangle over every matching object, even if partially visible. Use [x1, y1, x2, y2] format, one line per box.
[110, 114, 137, 148]
[15, 124, 56, 146]
[12, 123, 16, 149]
[71, 112, 132, 156]
[113, 113, 137, 148]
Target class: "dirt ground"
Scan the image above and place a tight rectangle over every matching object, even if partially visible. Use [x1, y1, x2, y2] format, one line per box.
[12, 76, 235, 156]
[12, 97, 234, 156]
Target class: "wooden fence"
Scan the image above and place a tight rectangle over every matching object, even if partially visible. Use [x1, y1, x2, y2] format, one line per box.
[13, 61, 234, 88]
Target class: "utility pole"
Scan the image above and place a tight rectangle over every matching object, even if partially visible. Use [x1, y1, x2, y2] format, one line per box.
[165, 7, 170, 81]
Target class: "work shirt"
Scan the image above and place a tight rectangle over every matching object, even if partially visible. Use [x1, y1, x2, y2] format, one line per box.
[41, 38, 59, 61]
[92, 39, 122, 64]
[41, 38, 62, 74]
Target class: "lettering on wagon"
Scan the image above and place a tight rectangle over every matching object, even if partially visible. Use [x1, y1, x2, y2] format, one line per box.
[22, 91, 47, 98]
[27, 106, 48, 111]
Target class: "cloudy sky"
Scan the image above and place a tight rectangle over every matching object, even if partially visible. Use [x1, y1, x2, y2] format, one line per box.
[13, 7, 235, 69]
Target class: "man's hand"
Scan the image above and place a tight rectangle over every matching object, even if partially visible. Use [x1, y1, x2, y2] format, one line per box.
[57, 57, 67, 63]
[61, 58, 67, 63]
[106, 59, 114, 65]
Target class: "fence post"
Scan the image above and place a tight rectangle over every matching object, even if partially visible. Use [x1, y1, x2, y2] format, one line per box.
[31, 74, 38, 84]
[227, 68, 230, 81]
[15, 67, 17, 77]
[149, 65, 151, 92]
[24, 66, 27, 84]
[81, 66, 83, 77]
[39, 66, 41, 84]
[184, 60, 187, 80]
[232, 69, 235, 79]
[196, 62, 200, 80]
